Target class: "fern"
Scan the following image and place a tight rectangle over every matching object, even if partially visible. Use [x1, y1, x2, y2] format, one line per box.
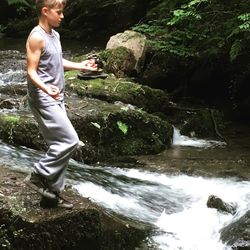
[230, 39, 243, 62]
[167, 9, 201, 26]
[238, 13, 250, 22]
[237, 13, 250, 31]
[167, 0, 207, 26]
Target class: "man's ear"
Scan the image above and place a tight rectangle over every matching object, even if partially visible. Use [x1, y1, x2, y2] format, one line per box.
[41, 6, 49, 16]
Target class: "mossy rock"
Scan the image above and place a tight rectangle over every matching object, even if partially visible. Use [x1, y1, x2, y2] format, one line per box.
[0, 113, 46, 150]
[71, 100, 173, 162]
[0, 167, 151, 249]
[180, 109, 225, 139]
[0, 97, 173, 163]
[65, 72, 169, 115]
[66, 97, 173, 162]
[100, 47, 137, 77]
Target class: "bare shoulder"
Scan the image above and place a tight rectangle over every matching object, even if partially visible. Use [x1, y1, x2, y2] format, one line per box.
[26, 31, 44, 52]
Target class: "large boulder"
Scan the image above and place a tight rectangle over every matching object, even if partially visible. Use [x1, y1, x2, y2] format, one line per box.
[106, 30, 147, 74]
[139, 52, 191, 91]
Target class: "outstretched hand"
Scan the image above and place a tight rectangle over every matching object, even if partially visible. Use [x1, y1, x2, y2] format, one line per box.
[81, 59, 98, 71]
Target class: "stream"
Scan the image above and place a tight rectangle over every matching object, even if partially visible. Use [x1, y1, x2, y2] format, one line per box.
[0, 133, 249, 250]
[0, 40, 249, 249]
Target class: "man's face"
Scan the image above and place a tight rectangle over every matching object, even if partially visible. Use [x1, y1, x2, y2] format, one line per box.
[43, 4, 64, 28]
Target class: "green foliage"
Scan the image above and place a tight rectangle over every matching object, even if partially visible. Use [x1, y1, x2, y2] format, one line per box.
[238, 13, 250, 30]
[227, 12, 250, 61]
[133, 0, 250, 61]
[230, 39, 243, 62]
[6, 0, 34, 14]
[117, 121, 128, 135]
[167, 0, 207, 26]
[133, 0, 211, 57]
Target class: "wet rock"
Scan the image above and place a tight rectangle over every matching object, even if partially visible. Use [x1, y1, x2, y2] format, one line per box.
[106, 30, 147, 74]
[180, 109, 226, 139]
[220, 210, 250, 250]
[0, 98, 21, 110]
[139, 52, 190, 91]
[0, 95, 173, 163]
[207, 195, 236, 215]
[0, 50, 26, 75]
[0, 166, 150, 249]
[0, 83, 27, 96]
[0, 112, 46, 151]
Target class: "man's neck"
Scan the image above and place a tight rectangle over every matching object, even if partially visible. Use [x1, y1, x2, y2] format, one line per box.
[38, 20, 52, 34]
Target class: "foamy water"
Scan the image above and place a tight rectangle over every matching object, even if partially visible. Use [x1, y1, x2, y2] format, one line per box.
[0, 69, 26, 85]
[74, 167, 249, 250]
[0, 129, 248, 250]
[173, 127, 226, 148]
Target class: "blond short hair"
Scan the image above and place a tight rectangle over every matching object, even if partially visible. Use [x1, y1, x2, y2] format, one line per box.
[36, 0, 67, 15]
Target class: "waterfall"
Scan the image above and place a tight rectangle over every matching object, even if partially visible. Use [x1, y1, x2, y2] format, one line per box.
[172, 127, 226, 148]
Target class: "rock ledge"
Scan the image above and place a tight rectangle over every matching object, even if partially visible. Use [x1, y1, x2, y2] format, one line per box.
[0, 166, 150, 249]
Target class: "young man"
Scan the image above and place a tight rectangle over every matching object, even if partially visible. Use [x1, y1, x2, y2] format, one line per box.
[25, 0, 97, 208]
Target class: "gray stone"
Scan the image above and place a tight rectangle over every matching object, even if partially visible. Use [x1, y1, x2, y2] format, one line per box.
[106, 30, 147, 73]
[220, 210, 250, 250]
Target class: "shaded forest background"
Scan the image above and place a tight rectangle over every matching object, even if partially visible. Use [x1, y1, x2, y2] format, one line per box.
[1, 0, 250, 122]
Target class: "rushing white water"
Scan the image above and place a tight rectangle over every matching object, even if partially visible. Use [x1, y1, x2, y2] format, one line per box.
[73, 166, 249, 250]
[172, 127, 227, 148]
[0, 69, 26, 85]
[0, 129, 249, 250]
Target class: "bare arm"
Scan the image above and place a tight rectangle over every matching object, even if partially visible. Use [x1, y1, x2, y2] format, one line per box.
[63, 58, 97, 71]
[26, 32, 60, 99]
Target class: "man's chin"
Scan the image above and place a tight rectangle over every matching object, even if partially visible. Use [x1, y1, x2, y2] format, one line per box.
[52, 23, 61, 28]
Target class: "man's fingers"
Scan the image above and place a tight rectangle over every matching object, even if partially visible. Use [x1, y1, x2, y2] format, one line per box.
[82, 59, 98, 71]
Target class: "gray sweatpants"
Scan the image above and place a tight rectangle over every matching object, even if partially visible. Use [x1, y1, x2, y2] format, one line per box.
[30, 102, 79, 193]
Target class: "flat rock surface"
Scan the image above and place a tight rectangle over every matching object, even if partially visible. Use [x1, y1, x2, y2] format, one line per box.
[0, 166, 92, 219]
[0, 166, 149, 249]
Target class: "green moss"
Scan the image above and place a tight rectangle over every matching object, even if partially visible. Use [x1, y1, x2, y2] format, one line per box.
[0, 114, 20, 143]
[0, 114, 20, 123]
[0, 113, 45, 149]
[66, 72, 169, 114]
[102, 47, 136, 77]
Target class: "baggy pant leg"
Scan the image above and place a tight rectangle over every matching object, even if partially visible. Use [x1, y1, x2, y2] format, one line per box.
[30, 103, 79, 192]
